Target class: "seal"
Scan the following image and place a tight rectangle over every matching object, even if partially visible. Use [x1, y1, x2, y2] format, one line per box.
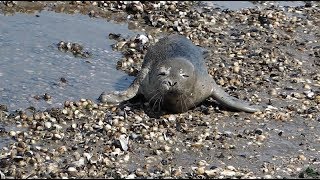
[99, 34, 263, 113]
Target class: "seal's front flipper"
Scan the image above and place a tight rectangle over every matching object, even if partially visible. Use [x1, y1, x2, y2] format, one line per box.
[210, 80, 263, 113]
[99, 67, 150, 104]
[98, 91, 130, 104]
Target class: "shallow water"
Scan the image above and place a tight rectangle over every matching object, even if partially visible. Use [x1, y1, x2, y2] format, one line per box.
[0, 10, 138, 112]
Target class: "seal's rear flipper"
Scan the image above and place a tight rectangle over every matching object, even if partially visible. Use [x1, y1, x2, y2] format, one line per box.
[210, 81, 263, 113]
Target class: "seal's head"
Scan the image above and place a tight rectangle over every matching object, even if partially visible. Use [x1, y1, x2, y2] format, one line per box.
[151, 57, 196, 95]
[147, 57, 196, 112]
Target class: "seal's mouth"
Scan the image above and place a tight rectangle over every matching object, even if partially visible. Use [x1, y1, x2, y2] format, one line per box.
[166, 90, 181, 96]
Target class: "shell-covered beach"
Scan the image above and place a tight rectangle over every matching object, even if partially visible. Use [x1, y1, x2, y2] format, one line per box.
[0, 1, 319, 179]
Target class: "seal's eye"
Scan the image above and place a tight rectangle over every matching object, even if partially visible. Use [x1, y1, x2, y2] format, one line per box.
[182, 74, 189, 78]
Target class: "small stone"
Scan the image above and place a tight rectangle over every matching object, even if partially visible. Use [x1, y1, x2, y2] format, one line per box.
[126, 173, 136, 179]
[134, 115, 143, 122]
[53, 124, 62, 130]
[67, 166, 78, 176]
[62, 109, 68, 115]
[68, 167, 77, 172]
[226, 166, 236, 171]
[135, 168, 147, 177]
[103, 157, 113, 167]
[118, 134, 129, 151]
[120, 127, 127, 133]
[205, 169, 219, 177]
[44, 121, 52, 129]
[168, 115, 176, 121]
[304, 91, 314, 99]
[163, 145, 171, 152]
[305, 2, 312, 7]
[198, 160, 209, 167]
[256, 135, 266, 142]
[0, 170, 5, 179]
[60, 172, 68, 179]
[298, 154, 306, 161]
[264, 175, 273, 179]
[269, 89, 277, 96]
[254, 128, 263, 135]
[220, 169, 236, 177]
[89, 155, 98, 164]
[278, 66, 284, 72]
[83, 152, 92, 161]
[71, 123, 77, 129]
[169, 4, 176, 11]
[44, 93, 51, 101]
[74, 110, 80, 115]
[233, 66, 240, 73]
[137, 34, 149, 44]
[303, 84, 311, 89]
[9, 131, 16, 137]
[54, 133, 62, 140]
[292, 92, 302, 99]
[196, 166, 205, 175]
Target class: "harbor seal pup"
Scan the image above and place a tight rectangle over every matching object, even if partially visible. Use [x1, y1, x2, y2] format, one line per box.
[99, 34, 263, 113]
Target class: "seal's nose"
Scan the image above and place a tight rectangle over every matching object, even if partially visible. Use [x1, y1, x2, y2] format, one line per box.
[168, 81, 177, 87]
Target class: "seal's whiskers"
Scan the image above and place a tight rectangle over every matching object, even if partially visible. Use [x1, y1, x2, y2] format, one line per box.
[157, 96, 163, 112]
[148, 91, 160, 105]
[185, 94, 196, 109]
[183, 95, 188, 112]
[152, 96, 161, 111]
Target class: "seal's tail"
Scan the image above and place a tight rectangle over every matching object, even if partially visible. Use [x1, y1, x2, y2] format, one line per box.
[211, 81, 263, 113]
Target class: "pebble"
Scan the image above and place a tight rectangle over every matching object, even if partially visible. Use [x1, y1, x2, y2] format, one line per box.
[134, 115, 143, 122]
[58, 146, 67, 154]
[126, 173, 136, 179]
[264, 175, 273, 179]
[118, 134, 129, 151]
[0, 171, 5, 179]
[44, 121, 52, 129]
[303, 84, 311, 89]
[269, 89, 277, 96]
[205, 169, 219, 177]
[298, 154, 306, 161]
[137, 34, 149, 44]
[233, 65, 240, 73]
[220, 169, 236, 177]
[54, 133, 62, 140]
[9, 130, 16, 137]
[168, 115, 176, 121]
[256, 135, 266, 142]
[53, 124, 62, 130]
[196, 166, 205, 175]
[68, 167, 77, 172]
[304, 90, 314, 99]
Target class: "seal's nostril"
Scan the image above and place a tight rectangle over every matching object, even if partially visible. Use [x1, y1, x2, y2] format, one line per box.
[168, 81, 177, 86]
